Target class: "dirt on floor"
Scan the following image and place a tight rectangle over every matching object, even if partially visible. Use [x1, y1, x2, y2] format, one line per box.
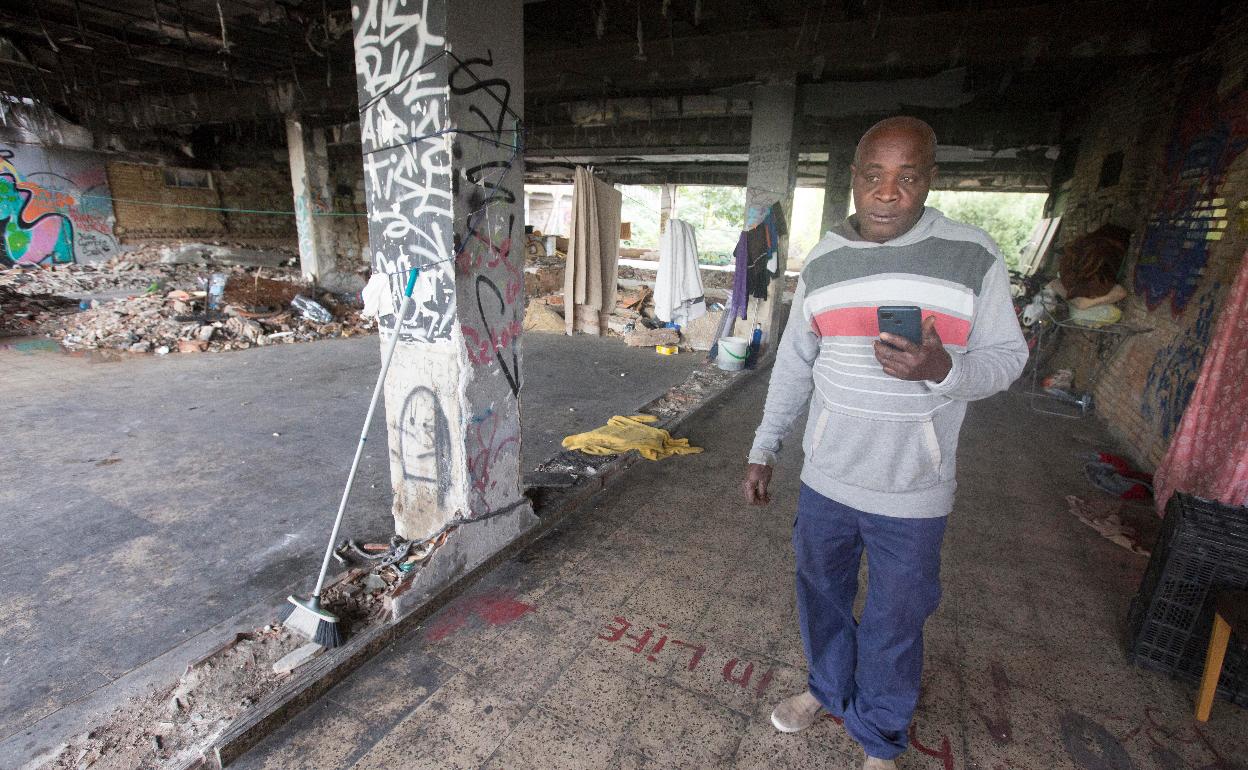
[37, 563, 400, 770]
[44, 628, 302, 770]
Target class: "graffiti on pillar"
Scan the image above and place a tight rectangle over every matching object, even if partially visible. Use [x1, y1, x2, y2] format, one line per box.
[465, 406, 520, 513]
[0, 147, 118, 265]
[353, 0, 456, 342]
[398, 385, 452, 507]
[446, 51, 525, 400]
[1141, 284, 1221, 442]
[1134, 68, 1248, 316]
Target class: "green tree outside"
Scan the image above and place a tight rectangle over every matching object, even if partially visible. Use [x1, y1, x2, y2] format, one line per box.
[924, 191, 1046, 270]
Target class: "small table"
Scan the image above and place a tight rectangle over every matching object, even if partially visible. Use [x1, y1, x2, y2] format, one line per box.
[1027, 306, 1150, 419]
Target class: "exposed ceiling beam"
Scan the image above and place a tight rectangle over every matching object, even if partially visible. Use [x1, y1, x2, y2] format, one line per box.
[525, 0, 1221, 101]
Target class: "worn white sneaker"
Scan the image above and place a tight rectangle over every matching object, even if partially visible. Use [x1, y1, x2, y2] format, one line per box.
[862, 756, 898, 769]
[770, 690, 823, 733]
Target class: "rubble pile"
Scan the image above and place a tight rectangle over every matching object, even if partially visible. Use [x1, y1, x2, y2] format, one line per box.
[0, 284, 79, 336]
[1, 244, 375, 354]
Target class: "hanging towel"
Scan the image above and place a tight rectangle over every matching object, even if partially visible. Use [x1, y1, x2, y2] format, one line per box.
[562, 415, 704, 460]
[1153, 247, 1248, 512]
[654, 219, 706, 327]
[564, 166, 623, 335]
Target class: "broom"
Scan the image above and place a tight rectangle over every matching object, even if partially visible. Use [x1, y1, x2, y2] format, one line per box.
[284, 267, 420, 648]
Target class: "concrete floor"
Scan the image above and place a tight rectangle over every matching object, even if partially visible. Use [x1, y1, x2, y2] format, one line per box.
[233, 374, 1248, 769]
[0, 332, 697, 748]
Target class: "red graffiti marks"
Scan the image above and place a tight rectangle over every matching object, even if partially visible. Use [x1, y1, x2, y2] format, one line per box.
[972, 661, 1014, 746]
[465, 407, 520, 509]
[424, 590, 534, 642]
[909, 722, 956, 770]
[596, 616, 776, 694]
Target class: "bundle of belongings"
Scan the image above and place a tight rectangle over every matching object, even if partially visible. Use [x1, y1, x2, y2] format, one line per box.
[1051, 224, 1131, 327]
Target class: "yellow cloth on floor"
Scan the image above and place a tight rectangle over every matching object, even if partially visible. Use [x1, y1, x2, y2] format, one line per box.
[562, 414, 703, 460]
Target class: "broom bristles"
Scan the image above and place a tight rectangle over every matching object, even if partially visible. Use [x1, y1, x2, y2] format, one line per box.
[284, 595, 345, 649]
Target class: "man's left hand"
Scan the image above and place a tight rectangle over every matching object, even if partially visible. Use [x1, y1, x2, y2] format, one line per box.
[874, 315, 953, 382]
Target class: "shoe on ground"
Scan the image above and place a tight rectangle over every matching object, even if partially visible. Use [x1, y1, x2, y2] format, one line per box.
[862, 756, 898, 769]
[770, 690, 823, 733]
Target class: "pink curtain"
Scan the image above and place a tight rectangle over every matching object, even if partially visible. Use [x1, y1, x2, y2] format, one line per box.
[1154, 249, 1248, 513]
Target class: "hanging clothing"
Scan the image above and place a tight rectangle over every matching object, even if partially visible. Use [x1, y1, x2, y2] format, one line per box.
[654, 219, 706, 327]
[1153, 247, 1248, 511]
[564, 166, 623, 335]
[744, 203, 789, 300]
[732, 232, 750, 319]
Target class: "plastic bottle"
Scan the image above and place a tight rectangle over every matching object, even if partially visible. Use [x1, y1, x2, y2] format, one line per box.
[746, 323, 762, 368]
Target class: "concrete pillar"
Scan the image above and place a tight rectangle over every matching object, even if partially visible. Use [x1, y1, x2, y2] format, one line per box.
[285, 115, 335, 283]
[659, 183, 677, 234]
[742, 82, 799, 351]
[821, 146, 854, 234]
[350, 0, 534, 562]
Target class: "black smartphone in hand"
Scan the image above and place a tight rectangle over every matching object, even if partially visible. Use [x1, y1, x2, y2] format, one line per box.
[877, 306, 923, 347]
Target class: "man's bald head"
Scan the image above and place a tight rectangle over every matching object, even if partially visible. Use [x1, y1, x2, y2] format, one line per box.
[854, 117, 937, 167]
[849, 116, 938, 242]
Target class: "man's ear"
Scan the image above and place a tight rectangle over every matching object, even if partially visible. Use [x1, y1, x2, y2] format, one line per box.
[928, 164, 939, 186]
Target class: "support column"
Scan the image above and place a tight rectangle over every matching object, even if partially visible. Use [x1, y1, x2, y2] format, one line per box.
[285, 115, 335, 284]
[351, 0, 534, 591]
[742, 82, 799, 352]
[821, 145, 854, 234]
[659, 182, 677, 234]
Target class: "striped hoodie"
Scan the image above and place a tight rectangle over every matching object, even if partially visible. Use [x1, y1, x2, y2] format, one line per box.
[749, 208, 1028, 518]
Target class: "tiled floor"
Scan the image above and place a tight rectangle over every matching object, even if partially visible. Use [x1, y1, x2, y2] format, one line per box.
[236, 374, 1248, 769]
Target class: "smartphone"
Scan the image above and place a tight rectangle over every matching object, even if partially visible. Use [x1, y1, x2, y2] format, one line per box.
[877, 306, 923, 347]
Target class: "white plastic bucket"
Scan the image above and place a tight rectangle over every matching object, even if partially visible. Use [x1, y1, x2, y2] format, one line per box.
[717, 336, 749, 371]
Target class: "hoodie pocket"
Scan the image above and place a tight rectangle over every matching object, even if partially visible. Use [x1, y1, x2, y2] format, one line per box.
[807, 408, 944, 493]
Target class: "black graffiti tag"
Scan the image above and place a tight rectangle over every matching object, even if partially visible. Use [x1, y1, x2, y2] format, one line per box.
[474, 274, 521, 398]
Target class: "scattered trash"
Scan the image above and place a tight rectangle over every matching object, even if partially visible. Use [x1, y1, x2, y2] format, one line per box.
[206, 272, 227, 310]
[655, 344, 678, 355]
[1, 244, 373, 353]
[1066, 495, 1151, 556]
[291, 295, 334, 324]
[1084, 452, 1153, 500]
[1042, 369, 1074, 391]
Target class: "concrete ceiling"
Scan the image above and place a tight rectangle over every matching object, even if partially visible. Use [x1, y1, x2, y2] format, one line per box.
[0, 0, 1233, 191]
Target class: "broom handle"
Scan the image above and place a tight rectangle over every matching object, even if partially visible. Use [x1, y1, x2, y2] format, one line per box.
[313, 268, 420, 598]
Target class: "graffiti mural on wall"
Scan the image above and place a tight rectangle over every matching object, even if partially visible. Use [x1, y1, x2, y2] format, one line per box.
[0, 147, 119, 265]
[1141, 284, 1221, 442]
[1134, 68, 1248, 315]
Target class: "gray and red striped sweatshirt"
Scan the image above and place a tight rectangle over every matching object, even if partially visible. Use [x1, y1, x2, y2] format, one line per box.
[749, 207, 1028, 518]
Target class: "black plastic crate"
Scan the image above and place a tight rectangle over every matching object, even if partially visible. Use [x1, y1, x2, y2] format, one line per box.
[1128, 493, 1248, 705]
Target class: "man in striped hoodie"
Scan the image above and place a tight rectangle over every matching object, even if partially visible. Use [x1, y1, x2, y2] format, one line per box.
[742, 117, 1028, 769]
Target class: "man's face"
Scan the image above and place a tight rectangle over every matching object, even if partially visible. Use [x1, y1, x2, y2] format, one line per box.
[850, 129, 936, 243]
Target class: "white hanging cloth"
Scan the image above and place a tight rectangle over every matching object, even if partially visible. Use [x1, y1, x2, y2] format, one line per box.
[654, 219, 706, 327]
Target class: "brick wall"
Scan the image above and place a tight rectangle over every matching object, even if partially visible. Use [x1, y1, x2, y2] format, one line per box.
[1051, 15, 1248, 470]
[327, 145, 369, 266]
[107, 150, 370, 270]
[107, 162, 225, 240]
[217, 165, 298, 243]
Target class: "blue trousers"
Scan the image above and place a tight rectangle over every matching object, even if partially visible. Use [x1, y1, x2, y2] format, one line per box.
[793, 483, 947, 759]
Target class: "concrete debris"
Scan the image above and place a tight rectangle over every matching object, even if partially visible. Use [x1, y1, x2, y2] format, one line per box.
[523, 299, 566, 332]
[47, 625, 301, 770]
[624, 327, 679, 347]
[681, 309, 724, 351]
[272, 642, 325, 675]
[2, 244, 374, 353]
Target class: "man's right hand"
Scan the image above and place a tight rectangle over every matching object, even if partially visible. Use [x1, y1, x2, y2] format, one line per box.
[743, 463, 773, 506]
